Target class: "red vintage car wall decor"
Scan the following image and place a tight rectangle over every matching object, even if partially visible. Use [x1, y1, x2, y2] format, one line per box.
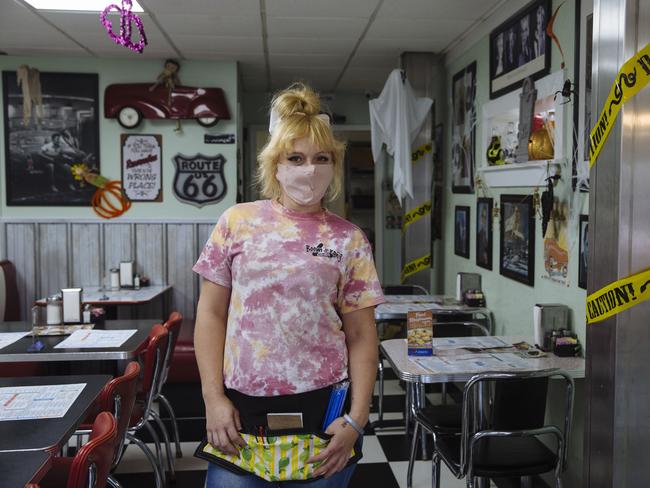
[104, 83, 230, 129]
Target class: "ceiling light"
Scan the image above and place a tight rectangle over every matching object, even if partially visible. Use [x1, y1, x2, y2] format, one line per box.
[23, 0, 144, 12]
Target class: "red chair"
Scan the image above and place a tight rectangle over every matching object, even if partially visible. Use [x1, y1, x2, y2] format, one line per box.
[75, 362, 141, 488]
[40, 412, 117, 488]
[155, 311, 183, 459]
[128, 324, 171, 487]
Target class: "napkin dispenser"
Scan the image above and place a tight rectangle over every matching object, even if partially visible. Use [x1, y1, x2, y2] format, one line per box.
[120, 261, 134, 288]
[533, 304, 568, 350]
[61, 287, 83, 324]
[456, 272, 482, 301]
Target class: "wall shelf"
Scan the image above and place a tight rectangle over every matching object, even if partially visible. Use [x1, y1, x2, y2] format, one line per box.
[477, 159, 563, 187]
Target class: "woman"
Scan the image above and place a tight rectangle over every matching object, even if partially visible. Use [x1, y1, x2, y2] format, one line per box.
[193, 83, 384, 487]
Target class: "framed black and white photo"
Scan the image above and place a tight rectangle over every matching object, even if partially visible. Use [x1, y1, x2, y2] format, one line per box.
[2, 71, 100, 206]
[579, 214, 589, 289]
[451, 62, 476, 194]
[489, 0, 551, 99]
[476, 198, 493, 270]
[121, 134, 163, 202]
[454, 205, 470, 258]
[500, 194, 535, 285]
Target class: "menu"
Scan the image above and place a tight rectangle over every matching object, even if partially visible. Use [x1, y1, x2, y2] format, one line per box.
[0, 383, 85, 421]
[0, 332, 30, 350]
[54, 329, 137, 349]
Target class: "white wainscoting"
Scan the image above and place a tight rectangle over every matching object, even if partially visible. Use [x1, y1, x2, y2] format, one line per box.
[1, 219, 217, 322]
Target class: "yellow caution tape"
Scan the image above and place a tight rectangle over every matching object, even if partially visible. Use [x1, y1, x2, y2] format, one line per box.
[402, 200, 432, 233]
[401, 253, 432, 283]
[586, 268, 650, 324]
[411, 142, 433, 164]
[589, 42, 650, 167]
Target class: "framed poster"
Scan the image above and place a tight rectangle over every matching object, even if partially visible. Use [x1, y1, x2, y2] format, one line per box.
[476, 198, 493, 270]
[451, 61, 476, 194]
[489, 0, 551, 99]
[2, 71, 100, 206]
[574, 0, 593, 191]
[121, 134, 163, 202]
[500, 194, 535, 286]
[454, 205, 470, 258]
[579, 214, 589, 289]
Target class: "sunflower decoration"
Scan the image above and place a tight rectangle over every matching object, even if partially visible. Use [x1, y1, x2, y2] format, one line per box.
[69, 164, 131, 219]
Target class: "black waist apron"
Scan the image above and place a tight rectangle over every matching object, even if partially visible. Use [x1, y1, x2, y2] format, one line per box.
[195, 384, 362, 482]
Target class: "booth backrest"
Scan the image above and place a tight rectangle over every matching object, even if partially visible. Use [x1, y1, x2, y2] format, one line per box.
[0, 260, 20, 321]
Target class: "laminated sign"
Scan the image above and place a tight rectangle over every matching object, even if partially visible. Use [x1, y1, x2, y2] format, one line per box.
[172, 153, 227, 207]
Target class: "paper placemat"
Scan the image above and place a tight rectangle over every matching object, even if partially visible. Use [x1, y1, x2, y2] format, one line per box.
[0, 332, 30, 350]
[0, 383, 86, 421]
[54, 329, 137, 349]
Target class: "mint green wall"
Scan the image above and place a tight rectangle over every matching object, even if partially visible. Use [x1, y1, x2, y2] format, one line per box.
[443, 0, 587, 343]
[0, 56, 238, 220]
[442, 2, 586, 486]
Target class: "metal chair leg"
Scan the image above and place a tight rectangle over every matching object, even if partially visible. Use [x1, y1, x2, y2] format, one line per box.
[432, 452, 441, 488]
[377, 357, 385, 423]
[418, 383, 427, 459]
[126, 432, 163, 488]
[407, 421, 420, 488]
[151, 410, 176, 480]
[158, 394, 183, 458]
[143, 421, 166, 485]
[107, 474, 124, 488]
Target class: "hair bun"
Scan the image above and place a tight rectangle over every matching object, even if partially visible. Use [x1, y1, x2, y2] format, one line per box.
[271, 83, 321, 118]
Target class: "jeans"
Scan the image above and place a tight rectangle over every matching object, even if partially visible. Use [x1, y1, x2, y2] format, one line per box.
[205, 462, 357, 488]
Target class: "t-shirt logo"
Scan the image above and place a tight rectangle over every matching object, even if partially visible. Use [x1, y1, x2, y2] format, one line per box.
[305, 243, 343, 262]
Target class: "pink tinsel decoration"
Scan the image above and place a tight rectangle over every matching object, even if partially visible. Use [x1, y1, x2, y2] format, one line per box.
[100, 0, 148, 54]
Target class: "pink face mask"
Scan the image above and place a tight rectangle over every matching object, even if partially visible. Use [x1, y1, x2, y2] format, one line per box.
[276, 163, 334, 206]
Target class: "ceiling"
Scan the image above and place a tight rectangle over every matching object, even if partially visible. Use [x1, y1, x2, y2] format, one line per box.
[1, 0, 504, 93]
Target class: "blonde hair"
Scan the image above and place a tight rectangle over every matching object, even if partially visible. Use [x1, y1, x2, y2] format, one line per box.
[256, 83, 346, 201]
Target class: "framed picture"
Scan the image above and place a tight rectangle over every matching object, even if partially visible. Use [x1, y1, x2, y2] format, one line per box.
[500, 194, 535, 285]
[476, 198, 494, 270]
[2, 71, 100, 206]
[121, 134, 163, 202]
[454, 206, 470, 258]
[574, 0, 593, 192]
[451, 61, 476, 194]
[489, 0, 551, 99]
[579, 214, 589, 289]
[433, 123, 443, 183]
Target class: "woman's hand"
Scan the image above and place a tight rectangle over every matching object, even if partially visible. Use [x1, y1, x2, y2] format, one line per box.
[307, 416, 361, 478]
[204, 393, 247, 456]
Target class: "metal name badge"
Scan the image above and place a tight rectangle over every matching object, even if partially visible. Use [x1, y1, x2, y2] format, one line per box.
[172, 153, 227, 207]
[516, 77, 537, 163]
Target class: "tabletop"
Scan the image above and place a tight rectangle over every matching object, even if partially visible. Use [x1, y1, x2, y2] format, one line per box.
[0, 450, 51, 488]
[380, 337, 585, 384]
[35, 285, 171, 306]
[0, 375, 110, 452]
[0, 320, 153, 362]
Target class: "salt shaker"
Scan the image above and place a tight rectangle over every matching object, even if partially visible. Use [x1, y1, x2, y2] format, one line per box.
[134, 273, 140, 290]
[83, 304, 92, 324]
[46, 294, 62, 325]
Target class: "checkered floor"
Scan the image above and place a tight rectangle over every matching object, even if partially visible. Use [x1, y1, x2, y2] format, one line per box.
[110, 365, 470, 488]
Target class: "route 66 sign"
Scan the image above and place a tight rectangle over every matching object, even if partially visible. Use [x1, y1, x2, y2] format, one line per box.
[172, 153, 227, 207]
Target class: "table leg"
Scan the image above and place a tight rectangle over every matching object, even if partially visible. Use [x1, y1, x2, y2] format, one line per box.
[418, 382, 427, 459]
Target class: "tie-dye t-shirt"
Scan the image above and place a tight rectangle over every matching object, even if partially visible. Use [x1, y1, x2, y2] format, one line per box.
[193, 199, 384, 397]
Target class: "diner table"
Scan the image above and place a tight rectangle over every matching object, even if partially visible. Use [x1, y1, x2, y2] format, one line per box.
[35, 285, 172, 308]
[0, 374, 111, 453]
[0, 451, 51, 488]
[376, 294, 493, 332]
[381, 337, 584, 488]
[0, 319, 153, 363]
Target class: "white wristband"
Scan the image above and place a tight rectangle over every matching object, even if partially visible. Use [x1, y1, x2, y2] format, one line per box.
[343, 413, 364, 436]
